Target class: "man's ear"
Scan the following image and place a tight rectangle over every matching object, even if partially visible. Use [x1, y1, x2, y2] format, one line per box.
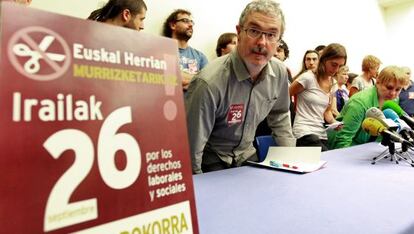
[235, 25, 242, 42]
[170, 22, 177, 31]
[121, 9, 132, 23]
[236, 25, 242, 35]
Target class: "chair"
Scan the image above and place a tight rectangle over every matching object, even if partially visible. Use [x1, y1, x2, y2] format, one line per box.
[255, 135, 278, 162]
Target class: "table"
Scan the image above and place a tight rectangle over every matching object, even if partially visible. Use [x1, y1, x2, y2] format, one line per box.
[193, 143, 414, 234]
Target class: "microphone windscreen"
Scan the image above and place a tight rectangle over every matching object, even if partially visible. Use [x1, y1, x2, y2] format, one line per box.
[382, 100, 404, 116]
[366, 107, 385, 119]
[382, 108, 401, 130]
[363, 108, 397, 129]
[383, 108, 399, 121]
[362, 117, 386, 136]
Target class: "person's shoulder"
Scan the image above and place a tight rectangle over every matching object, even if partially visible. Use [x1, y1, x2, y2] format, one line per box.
[267, 58, 287, 78]
[187, 46, 207, 58]
[269, 57, 288, 72]
[349, 86, 376, 104]
[196, 55, 230, 84]
[353, 75, 364, 83]
[407, 82, 414, 91]
[269, 56, 285, 66]
[297, 70, 315, 81]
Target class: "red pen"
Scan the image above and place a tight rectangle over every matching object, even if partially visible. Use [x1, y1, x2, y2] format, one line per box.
[283, 163, 298, 169]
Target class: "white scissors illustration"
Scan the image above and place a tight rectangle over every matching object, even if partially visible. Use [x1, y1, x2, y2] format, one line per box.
[12, 35, 66, 74]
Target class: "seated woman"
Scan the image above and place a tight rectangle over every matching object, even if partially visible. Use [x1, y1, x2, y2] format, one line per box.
[289, 43, 346, 151]
[329, 65, 409, 149]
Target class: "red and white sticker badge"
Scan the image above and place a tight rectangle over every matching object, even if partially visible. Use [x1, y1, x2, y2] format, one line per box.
[227, 104, 244, 125]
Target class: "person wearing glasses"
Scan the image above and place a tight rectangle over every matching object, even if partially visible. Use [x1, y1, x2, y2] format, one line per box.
[87, 0, 147, 31]
[185, 0, 295, 174]
[289, 43, 347, 151]
[162, 9, 208, 90]
[255, 38, 293, 139]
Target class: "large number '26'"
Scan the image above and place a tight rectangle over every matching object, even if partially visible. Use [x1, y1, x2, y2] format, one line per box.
[43, 106, 141, 232]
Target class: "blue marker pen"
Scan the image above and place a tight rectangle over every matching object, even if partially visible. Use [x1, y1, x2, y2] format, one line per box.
[270, 160, 280, 168]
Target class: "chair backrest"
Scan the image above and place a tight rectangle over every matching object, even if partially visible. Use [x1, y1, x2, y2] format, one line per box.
[256, 135, 278, 162]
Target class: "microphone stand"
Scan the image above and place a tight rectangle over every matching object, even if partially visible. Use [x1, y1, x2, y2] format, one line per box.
[372, 135, 414, 166]
[397, 130, 414, 165]
[399, 142, 414, 165]
[372, 135, 395, 163]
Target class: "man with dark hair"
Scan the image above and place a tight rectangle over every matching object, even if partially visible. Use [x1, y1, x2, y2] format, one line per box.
[88, 0, 147, 31]
[315, 44, 326, 56]
[162, 9, 208, 90]
[274, 39, 289, 61]
[185, 0, 295, 174]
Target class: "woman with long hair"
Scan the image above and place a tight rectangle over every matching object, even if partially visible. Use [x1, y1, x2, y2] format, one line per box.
[289, 43, 347, 151]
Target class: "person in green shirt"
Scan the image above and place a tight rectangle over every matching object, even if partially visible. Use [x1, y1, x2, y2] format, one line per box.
[329, 65, 409, 149]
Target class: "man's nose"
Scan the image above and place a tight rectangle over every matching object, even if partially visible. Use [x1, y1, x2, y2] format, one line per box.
[256, 33, 267, 45]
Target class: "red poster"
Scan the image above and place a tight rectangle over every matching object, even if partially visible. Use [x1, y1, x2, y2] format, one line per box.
[0, 2, 198, 233]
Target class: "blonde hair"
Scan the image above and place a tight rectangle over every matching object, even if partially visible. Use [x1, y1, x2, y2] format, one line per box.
[376, 66, 409, 87]
[401, 66, 411, 79]
[336, 65, 349, 77]
[361, 55, 381, 72]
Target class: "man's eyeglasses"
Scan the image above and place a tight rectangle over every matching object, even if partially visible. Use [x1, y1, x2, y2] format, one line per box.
[243, 27, 280, 43]
[176, 18, 195, 25]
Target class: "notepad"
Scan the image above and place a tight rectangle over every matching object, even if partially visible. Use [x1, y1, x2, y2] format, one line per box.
[248, 146, 327, 173]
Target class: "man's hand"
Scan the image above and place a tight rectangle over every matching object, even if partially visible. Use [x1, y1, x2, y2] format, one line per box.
[181, 71, 194, 90]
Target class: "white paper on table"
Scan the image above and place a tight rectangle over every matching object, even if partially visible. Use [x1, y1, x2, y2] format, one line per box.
[248, 146, 327, 173]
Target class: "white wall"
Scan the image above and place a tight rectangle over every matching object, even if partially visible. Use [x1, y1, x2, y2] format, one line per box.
[30, 0, 413, 75]
[382, 0, 414, 74]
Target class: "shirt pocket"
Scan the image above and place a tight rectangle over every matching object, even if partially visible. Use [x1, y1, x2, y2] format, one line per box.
[259, 97, 278, 119]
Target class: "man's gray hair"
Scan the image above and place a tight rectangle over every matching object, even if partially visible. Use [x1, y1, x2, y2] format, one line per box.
[238, 0, 285, 39]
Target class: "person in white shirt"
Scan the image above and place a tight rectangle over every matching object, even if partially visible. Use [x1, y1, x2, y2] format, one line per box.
[289, 43, 347, 151]
[349, 55, 381, 97]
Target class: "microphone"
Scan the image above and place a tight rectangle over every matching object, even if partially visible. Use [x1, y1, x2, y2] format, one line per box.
[362, 117, 414, 146]
[366, 107, 398, 130]
[400, 119, 414, 141]
[383, 108, 414, 142]
[383, 108, 402, 131]
[382, 100, 414, 130]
